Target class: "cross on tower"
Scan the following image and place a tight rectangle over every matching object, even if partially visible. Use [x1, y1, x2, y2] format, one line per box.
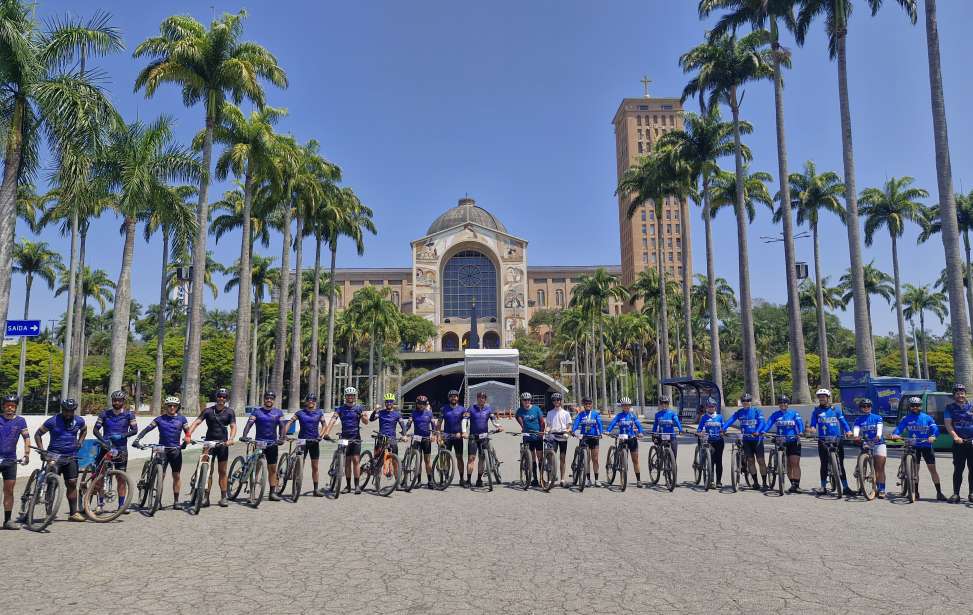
[641, 75, 652, 98]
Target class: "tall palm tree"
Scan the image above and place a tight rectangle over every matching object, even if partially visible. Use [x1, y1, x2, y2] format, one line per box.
[224, 254, 275, 406]
[344, 286, 399, 408]
[98, 116, 200, 396]
[795, 0, 918, 375]
[919, 191, 973, 346]
[210, 184, 273, 249]
[860, 176, 928, 378]
[12, 239, 61, 405]
[54, 266, 115, 393]
[902, 283, 947, 380]
[707, 167, 774, 220]
[570, 269, 629, 410]
[784, 161, 845, 387]
[839, 262, 894, 347]
[135, 10, 287, 412]
[680, 31, 773, 401]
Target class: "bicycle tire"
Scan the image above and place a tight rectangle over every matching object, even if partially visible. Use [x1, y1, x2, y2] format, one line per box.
[480, 448, 492, 492]
[401, 448, 418, 492]
[27, 473, 60, 531]
[730, 448, 740, 492]
[377, 454, 400, 497]
[571, 447, 584, 491]
[227, 456, 245, 500]
[77, 468, 90, 507]
[857, 453, 876, 501]
[693, 444, 703, 485]
[358, 450, 374, 490]
[327, 449, 343, 499]
[250, 458, 267, 507]
[291, 456, 303, 502]
[579, 446, 590, 492]
[433, 450, 452, 490]
[18, 469, 38, 522]
[618, 449, 627, 492]
[83, 470, 131, 522]
[519, 448, 531, 489]
[410, 448, 423, 490]
[767, 449, 778, 491]
[190, 461, 208, 515]
[828, 451, 842, 497]
[665, 447, 677, 492]
[135, 461, 152, 509]
[647, 446, 661, 485]
[541, 450, 556, 492]
[489, 445, 502, 484]
[605, 445, 617, 486]
[776, 448, 786, 496]
[275, 453, 291, 496]
[703, 448, 712, 491]
[905, 454, 917, 503]
[149, 464, 164, 515]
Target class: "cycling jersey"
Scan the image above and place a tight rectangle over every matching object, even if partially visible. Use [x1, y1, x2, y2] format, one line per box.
[468, 405, 496, 435]
[441, 404, 466, 434]
[249, 407, 284, 441]
[944, 401, 973, 439]
[545, 408, 572, 439]
[516, 405, 544, 436]
[810, 405, 850, 438]
[334, 405, 364, 439]
[763, 409, 804, 441]
[697, 412, 725, 442]
[373, 409, 404, 438]
[43, 414, 86, 454]
[200, 406, 235, 441]
[893, 412, 940, 448]
[853, 412, 885, 444]
[153, 414, 188, 447]
[572, 409, 604, 437]
[607, 411, 643, 437]
[96, 409, 137, 446]
[294, 408, 323, 439]
[0, 415, 28, 458]
[652, 409, 683, 434]
[410, 408, 435, 437]
[722, 407, 765, 441]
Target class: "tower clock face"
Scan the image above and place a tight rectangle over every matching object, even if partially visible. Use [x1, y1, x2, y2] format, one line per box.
[458, 263, 480, 287]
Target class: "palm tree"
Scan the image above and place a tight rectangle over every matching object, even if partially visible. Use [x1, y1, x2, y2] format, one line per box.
[209, 102, 286, 411]
[210, 184, 273, 249]
[784, 161, 845, 388]
[224, 254, 275, 406]
[135, 10, 287, 413]
[570, 269, 629, 409]
[12, 239, 61, 405]
[680, 31, 773, 401]
[840, 262, 894, 348]
[98, 117, 200, 396]
[860, 176, 928, 378]
[54, 266, 115, 393]
[902, 283, 947, 379]
[344, 286, 399, 407]
[707, 167, 774, 221]
[795, 0, 918, 375]
[920, 191, 973, 345]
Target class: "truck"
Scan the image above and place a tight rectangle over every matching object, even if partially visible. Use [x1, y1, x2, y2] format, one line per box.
[837, 371, 936, 421]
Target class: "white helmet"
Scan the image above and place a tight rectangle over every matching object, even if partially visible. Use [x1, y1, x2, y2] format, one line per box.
[164, 395, 180, 406]
[815, 388, 831, 397]
[344, 387, 358, 396]
[619, 397, 633, 406]
[520, 392, 532, 401]
[908, 396, 922, 405]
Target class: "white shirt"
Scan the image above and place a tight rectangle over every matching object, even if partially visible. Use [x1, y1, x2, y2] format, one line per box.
[546, 408, 572, 439]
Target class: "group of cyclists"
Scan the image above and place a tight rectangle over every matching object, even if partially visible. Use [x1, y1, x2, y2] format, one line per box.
[2, 379, 973, 529]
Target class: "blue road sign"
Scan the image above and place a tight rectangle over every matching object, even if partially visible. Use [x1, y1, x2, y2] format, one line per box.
[5, 319, 41, 337]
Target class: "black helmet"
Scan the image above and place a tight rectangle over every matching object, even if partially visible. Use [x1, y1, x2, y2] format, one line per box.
[2, 393, 19, 405]
[110, 390, 126, 401]
[416, 395, 429, 404]
[550, 392, 563, 401]
[777, 395, 791, 404]
[581, 397, 593, 404]
[304, 393, 318, 402]
[740, 393, 753, 402]
[215, 387, 229, 399]
[448, 390, 460, 397]
[263, 390, 276, 399]
[60, 398, 78, 411]
[859, 398, 873, 407]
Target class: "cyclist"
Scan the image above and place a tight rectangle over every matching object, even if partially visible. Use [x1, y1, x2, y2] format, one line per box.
[92, 390, 138, 512]
[322, 387, 369, 494]
[722, 393, 768, 490]
[283, 393, 327, 496]
[944, 383, 973, 503]
[807, 388, 854, 496]
[133, 396, 191, 509]
[571, 397, 604, 487]
[652, 395, 683, 459]
[515, 392, 545, 487]
[467, 391, 503, 488]
[370, 393, 407, 455]
[891, 396, 946, 501]
[34, 398, 86, 521]
[607, 397, 644, 485]
[403, 394, 436, 489]
[762, 395, 804, 493]
[437, 390, 467, 487]
[545, 393, 572, 487]
[187, 388, 237, 506]
[852, 398, 888, 498]
[1, 394, 29, 529]
[242, 390, 286, 501]
[696, 397, 726, 488]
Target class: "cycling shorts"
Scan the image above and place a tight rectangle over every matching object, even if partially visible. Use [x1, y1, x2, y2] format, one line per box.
[95, 447, 129, 471]
[524, 437, 543, 452]
[742, 440, 765, 457]
[410, 439, 432, 455]
[375, 440, 398, 455]
[0, 460, 17, 481]
[263, 444, 279, 466]
[302, 440, 320, 460]
[916, 447, 936, 465]
[869, 443, 887, 457]
[549, 440, 567, 455]
[207, 442, 229, 463]
[163, 449, 183, 473]
[468, 435, 486, 456]
[784, 441, 802, 457]
[338, 435, 361, 457]
[582, 436, 601, 449]
[54, 459, 80, 480]
[620, 438, 638, 452]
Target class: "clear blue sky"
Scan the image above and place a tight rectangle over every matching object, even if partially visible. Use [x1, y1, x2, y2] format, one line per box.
[11, 0, 973, 340]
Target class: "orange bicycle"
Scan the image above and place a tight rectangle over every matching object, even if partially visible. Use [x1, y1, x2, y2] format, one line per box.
[358, 433, 401, 496]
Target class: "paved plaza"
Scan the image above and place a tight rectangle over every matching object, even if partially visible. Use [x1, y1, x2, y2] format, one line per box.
[2, 419, 970, 614]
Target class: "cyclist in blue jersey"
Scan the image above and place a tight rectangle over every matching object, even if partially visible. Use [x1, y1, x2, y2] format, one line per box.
[467, 391, 503, 488]
[323, 387, 369, 494]
[283, 393, 327, 496]
[852, 399, 888, 498]
[696, 397, 726, 488]
[571, 398, 604, 487]
[762, 395, 804, 492]
[404, 394, 437, 488]
[188, 388, 238, 506]
[1, 394, 30, 529]
[652, 396, 683, 458]
[944, 383, 973, 503]
[607, 397, 644, 485]
[243, 390, 287, 501]
[134, 396, 191, 509]
[35, 398, 87, 521]
[891, 396, 946, 501]
[807, 388, 855, 496]
[92, 390, 138, 512]
[515, 392, 546, 487]
[723, 393, 768, 490]
[370, 393, 407, 454]
[437, 390, 468, 487]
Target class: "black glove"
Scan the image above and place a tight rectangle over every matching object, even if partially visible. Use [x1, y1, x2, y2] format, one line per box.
[180, 441, 188, 450]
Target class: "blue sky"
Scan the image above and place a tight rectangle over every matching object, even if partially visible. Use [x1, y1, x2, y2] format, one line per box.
[11, 0, 973, 340]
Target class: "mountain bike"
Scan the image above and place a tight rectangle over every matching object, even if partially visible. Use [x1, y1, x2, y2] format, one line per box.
[134, 443, 179, 516]
[322, 435, 359, 499]
[400, 433, 433, 492]
[728, 436, 754, 493]
[276, 436, 316, 501]
[472, 430, 503, 491]
[78, 440, 132, 522]
[896, 437, 921, 504]
[227, 437, 271, 508]
[570, 434, 600, 492]
[646, 433, 677, 491]
[605, 433, 629, 491]
[764, 434, 792, 496]
[359, 433, 401, 496]
[431, 433, 456, 490]
[19, 449, 69, 531]
[853, 439, 879, 501]
[511, 431, 543, 490]
[186, 440, 226, 514]
[817, 436, 845, 498]
[692, 432, 716, 491]
[539, 432, 563, 492]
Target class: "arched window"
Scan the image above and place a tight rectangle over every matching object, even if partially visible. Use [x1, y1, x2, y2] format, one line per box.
[482, 331, 501, 349]
[442, 332, 459, 351]
[442, 250, 498, 319]
[537, 289, 546, 307]
[555, 289, 564, 307]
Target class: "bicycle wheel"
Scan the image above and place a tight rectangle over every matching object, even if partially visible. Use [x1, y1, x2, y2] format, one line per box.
[702, 448, 713, 491]
[401, 448, 418, 492]
[433, 450, 452, 490]
[693, 444, 703, 485]
[604, 445, 617, 486]
[571, 447, 585, 491]
[27, 473, 61, 531]
[905, 455, 917, 503]
[579, 447, 590, 492]
[489, 446, 502, 484]
[135, 461, 153, 509]
[227, 456, 245, 500]
[647, 446, 661, 485]
[480, 448, 493, 492]
[149, 464, 164, 515]
[730, 448, 740, 492]
[664, 448, 677, 492]
[18, 470, 38, 522]
[358, 450, 374, 490]
[84, 470, 132, 522]
[827, 451, 842, 497]
[541, 450, 556, 492]
[189, 462, 207, 515]
[776, 449, 786, 496]
[76, 468, 90, 508]
[275, 453, 291, 496]
[327, 450, 344, 499]
[377, 455, 400, 497]
[249, 458, 267, 507]
[767, 450, 778, 491]
[618, 450, 627, 492]
[410, 449, 423, 490]
[519, 448, 531, 489]
[857, 453, 876, 501]
[290, 456, 303, 502]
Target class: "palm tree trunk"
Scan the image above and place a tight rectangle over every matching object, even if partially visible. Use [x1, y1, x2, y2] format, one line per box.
[680, 197, 694, 378]
[376, 333, 384, 405]
[367, 327, 375, 409]
[911, 322, 923, 379]
[703, 183, 723, 393]
[635, 343, 644, 408]
[729, 95, 760, 402]
[16, 275, 33, 410]
[71, 231, 87, 399]
[813, 225, 831, 389]
[890, 235, 909, 377]
[923, 0, 973, 384]
[654, 322, 663, 399]
[108, 216, 137, 395]
[0, 98, 26, 346]
[76, 297, 89, 397]
[61, 211, 79, 396]
[249, 297, 261, 406]
[598, 320, 608, 411]
[272, 204, 292, 395]
[309, 232, 322, 399]
[964, 231, 973, 341]
[657, 213, 671, 381]
[230, 169, 255, 412]
[920, 312, 929, 380]
[324, 244, 339, 410]
[835, 33, 876, 374]
[152, 230, 169, 414]
[288, 212, 304, 412]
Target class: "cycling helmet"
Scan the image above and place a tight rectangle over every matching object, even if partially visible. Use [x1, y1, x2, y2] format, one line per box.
[908, 396, 922, 406]
[659, 395, 671, 403]
[815, 388, 831, 397]
[344, 387, 358, 396]
[304, 393, 318, 402]
[740, 393, 753, 402]
[705, 397, 717, 408]
[416, 395, 429, 404]
[2, 393, 19, 405]
[164, 395, 180, 406]
[581, 397, 593, 404]
[858, 398, 873, 407]
[263, 390, 276, 399]
[215, 387, 229, 399]
[110, 390, 126, 401]
[448, 389, 460, 397]
[384, 393, 396, 402]
[520, 392, 533, 401]
[777, 395, 791, 404]
[619, 396, 633, 406]
[953, 384, 967, 393]
[60, 398, 78, 411]
[550, 392, 563, 401]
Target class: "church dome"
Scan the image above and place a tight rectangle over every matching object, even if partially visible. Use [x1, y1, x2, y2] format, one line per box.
[426, 197, 507, 235]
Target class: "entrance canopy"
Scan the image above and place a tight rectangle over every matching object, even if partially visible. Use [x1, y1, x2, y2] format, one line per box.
[464, 349, 519, 378]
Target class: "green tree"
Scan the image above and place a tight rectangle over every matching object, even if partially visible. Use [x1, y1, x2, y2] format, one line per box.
[902, 284, 947, 380]
[397, 313, 438, 352]
[839, 262, 894, 353]
[919, 191, 973, 347]
[12, 239, 61, 405]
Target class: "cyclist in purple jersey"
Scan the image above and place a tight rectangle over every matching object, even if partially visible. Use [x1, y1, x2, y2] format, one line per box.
[0, 394, 30, 529]
[370, 393, 407, 454]
[93, 390, 138, 511]
[35, 398, 87, 521]
[944, 384, 973, 503]
[404, 395, 437, 488]
[134, 396, 191, 509]
[437, 390, 468, 486]
[323, 387, 370, 494]
[466, 391, 503, 488]
[243, 391, 286, 501]
[284, 394, 328, 496]
[188, 388, 238, 506]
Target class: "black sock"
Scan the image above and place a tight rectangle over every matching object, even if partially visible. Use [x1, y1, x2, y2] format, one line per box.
[935, 482, 943, 495]
[635, 473, 641, 481]
[4, 510, 10, 523]
[313, 482, 318, 490]
[68, 499, 76, 515]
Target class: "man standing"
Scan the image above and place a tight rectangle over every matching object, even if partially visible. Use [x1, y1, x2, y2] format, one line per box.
[944, 384, 973, 503]
[188, 388, 237, 506]
[571, 398, 604, 487]
[322, 387, 369, 494]
[544, 393, 571, 487]
[723, 393, 768, 490]
[807, 388, 854, 496]
[134, 396, 192, 509]
[284, 394, 327, 496]
[515, 392, 545, 487]
[438, 390, 467, 487]
[892, 396, 946, 501]
[467, 391, 503, 487]
[0, 394, 29, 529]
[762, 395, 804, 493]
[242, 391, 286, 501]
[404, 394, 437, 489]
[92, 390, 139, 513]
[35, 399, 86, 521]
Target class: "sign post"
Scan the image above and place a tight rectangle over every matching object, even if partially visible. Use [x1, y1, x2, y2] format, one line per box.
[6, 320, 41, 337]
